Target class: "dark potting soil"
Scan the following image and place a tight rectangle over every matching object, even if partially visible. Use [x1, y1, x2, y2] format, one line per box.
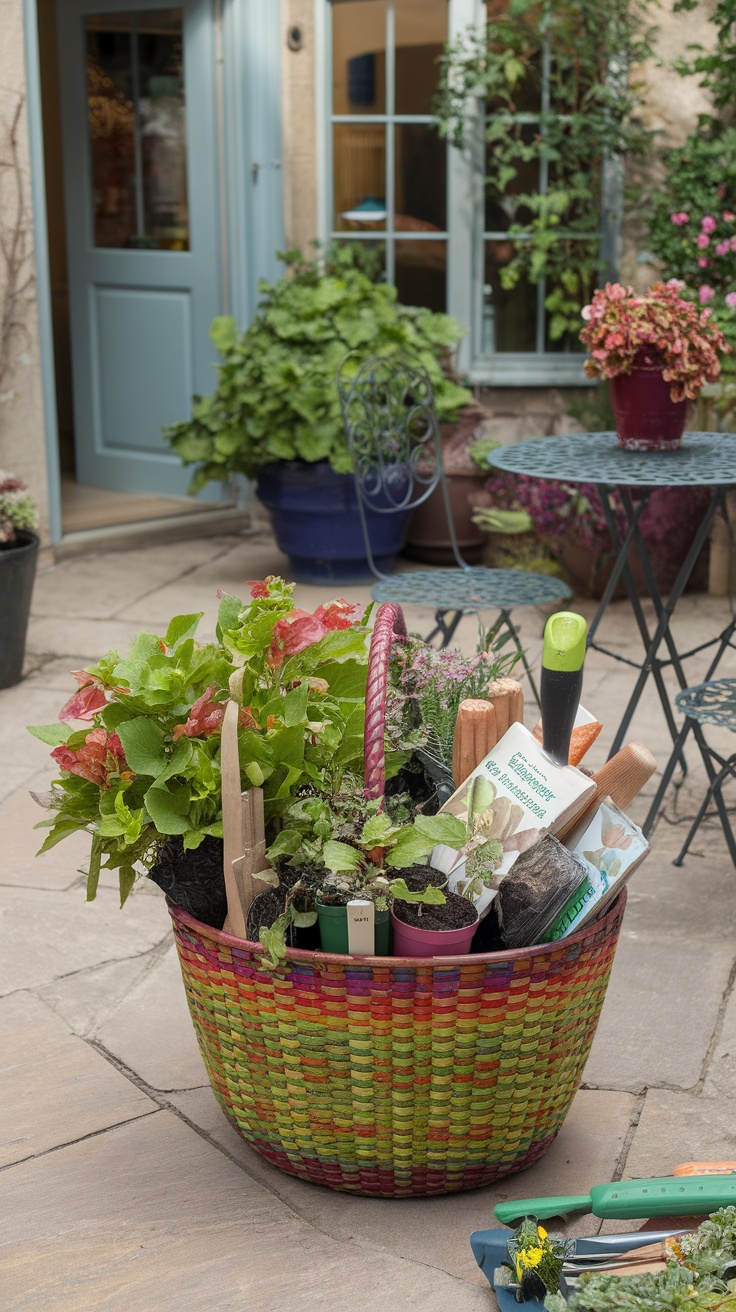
[148, 835, 227, 929]
[393, 890, 478, 933]
[401, 862, 447, 893]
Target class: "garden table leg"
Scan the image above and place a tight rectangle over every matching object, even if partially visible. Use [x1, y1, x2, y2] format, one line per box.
[424, 608, 463, 647]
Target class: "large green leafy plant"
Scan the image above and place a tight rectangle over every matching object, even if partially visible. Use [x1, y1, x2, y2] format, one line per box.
[434, 0, 656, 344]
[28, 579, 376, 905]
[163, 245, 471, 492]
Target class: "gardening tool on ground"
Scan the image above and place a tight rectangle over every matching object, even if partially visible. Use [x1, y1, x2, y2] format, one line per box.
[540, 611, 588, 766]
[494, 1174, 736, 1226]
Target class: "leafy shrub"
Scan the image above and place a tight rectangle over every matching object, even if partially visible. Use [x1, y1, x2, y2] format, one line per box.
[164, 245, 471, 491]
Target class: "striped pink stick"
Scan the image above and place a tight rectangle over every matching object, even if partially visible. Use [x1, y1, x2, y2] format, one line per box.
[363, 603, 407, 801]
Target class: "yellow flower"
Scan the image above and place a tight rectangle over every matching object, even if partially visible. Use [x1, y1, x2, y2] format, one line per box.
[538, 1226, 548, 1240]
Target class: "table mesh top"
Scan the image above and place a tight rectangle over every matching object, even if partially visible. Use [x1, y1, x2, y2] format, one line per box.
[371, 568, 571, 611]
[676, 679, 736, 729]
[489, 431, 736, 487]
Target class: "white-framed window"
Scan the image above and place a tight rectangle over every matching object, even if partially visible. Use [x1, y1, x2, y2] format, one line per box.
[319, 0, 616, 385]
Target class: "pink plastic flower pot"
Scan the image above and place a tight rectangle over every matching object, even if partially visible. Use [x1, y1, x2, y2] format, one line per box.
[390, 907, 479, 958]
[608, 366, 688, 452]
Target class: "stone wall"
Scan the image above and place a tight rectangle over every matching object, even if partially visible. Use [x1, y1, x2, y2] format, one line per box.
[0, 0, 51, 546]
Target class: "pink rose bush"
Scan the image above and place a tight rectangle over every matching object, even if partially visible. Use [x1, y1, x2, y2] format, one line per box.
[580, 280, 730, 401]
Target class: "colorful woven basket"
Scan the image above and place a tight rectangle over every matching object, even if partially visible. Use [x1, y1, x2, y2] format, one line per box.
[170, 602, 626, 1197]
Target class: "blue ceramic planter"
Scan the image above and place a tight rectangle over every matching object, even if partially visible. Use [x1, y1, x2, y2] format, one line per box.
[257, 460, 410, 584]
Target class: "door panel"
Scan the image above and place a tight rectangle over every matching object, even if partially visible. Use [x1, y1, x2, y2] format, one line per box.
[58, 0, 223, 497]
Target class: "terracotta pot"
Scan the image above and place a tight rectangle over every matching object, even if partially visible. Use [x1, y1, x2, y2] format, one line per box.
[404, 473, 490, 565]
[608, 364, 688, 452]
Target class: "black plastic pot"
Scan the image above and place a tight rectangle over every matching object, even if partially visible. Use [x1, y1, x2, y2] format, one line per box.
[0, 530, 39, 689]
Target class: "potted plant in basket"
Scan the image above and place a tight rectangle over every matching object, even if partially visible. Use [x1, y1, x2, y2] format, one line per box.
[580, 279, 730, 450]
[0, 472, 38, 689]
[163, 245, 471, 583]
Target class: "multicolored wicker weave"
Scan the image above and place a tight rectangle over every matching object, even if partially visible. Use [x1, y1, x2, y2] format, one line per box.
[169, 602, 626, 1197]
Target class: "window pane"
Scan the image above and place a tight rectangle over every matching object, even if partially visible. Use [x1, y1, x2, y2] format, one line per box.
[395, 239, 447, 311]
[395, 124, 446, 231]
[394, 0, 447, 114]
[333, 124, 386, 230]
[332, 0, 386, 115]
[484, 242, 537, 352]
[333, 238, 387, 284]
[87, 10, 188, 250]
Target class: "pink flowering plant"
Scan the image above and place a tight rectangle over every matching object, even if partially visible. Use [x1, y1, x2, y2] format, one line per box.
[28, 578, 377, 905]
[579, 280, 730, 402]
[0, 471, 36, 545]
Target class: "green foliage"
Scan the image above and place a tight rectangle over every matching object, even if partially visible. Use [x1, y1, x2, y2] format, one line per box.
[29, 579, 373, 907]
[163, 244, 471, 491]
[545, 1266, 736, 1311]
[0, 471, 36, 545]
[434, 0, 656, 343]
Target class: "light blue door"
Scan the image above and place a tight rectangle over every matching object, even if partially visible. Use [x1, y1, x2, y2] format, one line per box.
[57, 0, 223, 495]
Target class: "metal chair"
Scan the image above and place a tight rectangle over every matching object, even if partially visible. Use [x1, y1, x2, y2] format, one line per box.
[672, 679, 736, 867]
[337, 354, 572, 704]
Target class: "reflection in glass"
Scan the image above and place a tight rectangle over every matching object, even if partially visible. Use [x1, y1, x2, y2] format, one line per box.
[395, 239, 447, 312]
[332, 0, 386, 115]
[395, 124, 446, 231]
[333, 124, 386, 231]
[483, 242, 537, 352]
[87, 10, 188, 250]
[394, 0, 447, 114]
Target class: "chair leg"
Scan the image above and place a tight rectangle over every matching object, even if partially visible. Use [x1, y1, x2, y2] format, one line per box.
[424, 609, 463, 648]
[673, 751, 736, 868]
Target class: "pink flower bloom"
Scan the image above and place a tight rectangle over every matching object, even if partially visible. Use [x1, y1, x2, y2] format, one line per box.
[581, 304, 592, 320]
[701, 216, 717, 234]
[698, 285, 716, 304]
[58, 670, 127, 723]
[269, 611, 327, 666]
[666, 278, 686, 291]
[726, 292, 736, 310]
[716, 240, 730, 256]
[697, 233, 710, 249]
[698, 257, 709, 268]
[313, 599, 362, 630]
[172, 686, 227, 741]
[723, 211, 736, 222]
[731, 237, 736, 251]
[247, 579, 272, 599]
[51, 728, 128, 788]
[670, 212, 689, 226]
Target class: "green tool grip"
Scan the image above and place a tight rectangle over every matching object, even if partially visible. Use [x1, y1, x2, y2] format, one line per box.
[495, 1176, 736, 1227]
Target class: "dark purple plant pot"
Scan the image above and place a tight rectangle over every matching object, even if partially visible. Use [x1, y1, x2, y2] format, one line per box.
[0, 530, 39, 689]
[257, 460, 410, 584]
[608, 367, 688, 452]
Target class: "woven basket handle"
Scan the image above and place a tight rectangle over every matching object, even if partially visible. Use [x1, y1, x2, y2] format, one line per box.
[364, 603, 407, 801]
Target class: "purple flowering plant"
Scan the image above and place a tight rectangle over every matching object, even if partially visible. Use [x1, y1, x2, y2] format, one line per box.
[0, 472, 36, 546]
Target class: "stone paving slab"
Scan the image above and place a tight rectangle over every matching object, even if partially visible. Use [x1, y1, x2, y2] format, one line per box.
[169, 1085, 639, 1284]
[0, 884, 170, 996]
[92, 943, 207, 1092]
[36, 953, 164, 1040]
[0, 1112, 491, 1312]
[0, 991, 156, 1167]
[703, 984, 736, 1100]
[0, 774, 91, 892]
[624, 1088, 736, 1178]
[584, 931, 735, 1093]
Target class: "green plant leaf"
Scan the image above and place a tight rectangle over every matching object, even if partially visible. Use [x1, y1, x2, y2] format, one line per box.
[144, 783, 191, 834]
[165, 613, 204, 648]
[27, 723, 72, 747]
[119, 866, 136, 907]
[86, 834, 102, 902]
[116, 718, 167, 777]
[322, 840, 361, 873]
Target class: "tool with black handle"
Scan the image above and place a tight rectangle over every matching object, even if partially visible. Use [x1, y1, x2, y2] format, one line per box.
[540, 611, 588, 767]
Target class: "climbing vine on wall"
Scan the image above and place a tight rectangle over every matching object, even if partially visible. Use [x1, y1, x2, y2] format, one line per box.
[434, 0, 657, 344]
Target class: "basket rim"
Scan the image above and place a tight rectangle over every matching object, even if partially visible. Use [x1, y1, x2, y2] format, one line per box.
[169, 886, 626, 967]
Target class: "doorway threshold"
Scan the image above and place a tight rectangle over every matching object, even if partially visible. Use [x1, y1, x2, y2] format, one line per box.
[54, 503, 259, 559]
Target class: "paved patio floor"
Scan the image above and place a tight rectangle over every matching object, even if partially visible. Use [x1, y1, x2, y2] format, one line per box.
[2, 527, 736, 1310]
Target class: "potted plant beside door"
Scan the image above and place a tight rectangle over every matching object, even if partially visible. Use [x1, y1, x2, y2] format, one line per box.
[162, 244, 471, 583]
[0, 473, 38, 689]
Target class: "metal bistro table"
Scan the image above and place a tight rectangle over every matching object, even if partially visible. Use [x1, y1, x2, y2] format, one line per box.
[490, 432, 736, 835]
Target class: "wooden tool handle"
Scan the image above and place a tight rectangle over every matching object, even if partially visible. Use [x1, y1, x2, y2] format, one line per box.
[558, 741, 657, 843]
[452, 698, 497, 786]
[221, 700, 273, 939]
[487, 677, 524, 741]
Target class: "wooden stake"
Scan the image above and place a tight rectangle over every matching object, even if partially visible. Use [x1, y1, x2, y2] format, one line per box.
[452, 698, 497, 785]
[558, 741, 657, 843]
[220, 700, 273, 939]
[487, 677, 524, 741]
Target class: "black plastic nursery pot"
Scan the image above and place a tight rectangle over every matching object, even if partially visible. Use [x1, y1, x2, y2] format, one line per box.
[256, 459, 410, 584]
[0, 531, 39, 689]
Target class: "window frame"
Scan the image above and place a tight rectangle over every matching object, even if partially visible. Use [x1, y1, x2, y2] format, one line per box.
[317, 0, 620, 387]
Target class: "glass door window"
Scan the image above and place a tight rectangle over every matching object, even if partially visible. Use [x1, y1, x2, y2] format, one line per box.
[87, 9, 188, 249]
